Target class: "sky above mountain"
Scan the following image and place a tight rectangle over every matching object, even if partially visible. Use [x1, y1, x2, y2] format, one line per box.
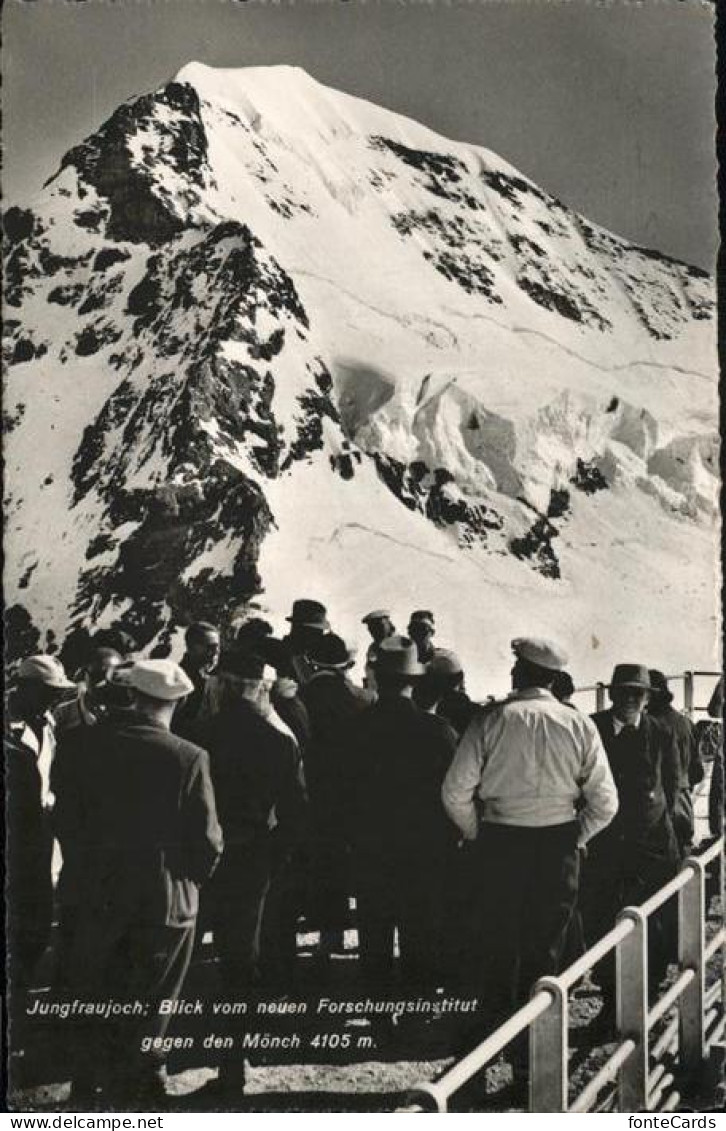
[2, 0, 717, 271]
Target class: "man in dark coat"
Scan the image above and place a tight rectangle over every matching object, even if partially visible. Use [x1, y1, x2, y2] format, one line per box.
[52, 642, 126, 986]
[172, 621, 220, 738]
[67, 660, 223, 1107]
[6, 655, 77, 1001]
[347, 636, 458, 992]
[202, 647, 306, 1100]
[274, 599, 330, 688]
[647, 668, 703, 855]
[300, 633, 372, 961]
[581, 663, 681, 1015]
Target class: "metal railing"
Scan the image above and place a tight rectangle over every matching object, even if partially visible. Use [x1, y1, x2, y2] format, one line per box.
[402, 836, 724, 1113]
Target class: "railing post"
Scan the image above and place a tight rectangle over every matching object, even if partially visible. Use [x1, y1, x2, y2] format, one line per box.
[596, 681, 607, 712]
[616, 907, 649, 1111]
[679, 858, 706, 1080]
[529, 978, 568, 1112]
[684, 671, 695, 719]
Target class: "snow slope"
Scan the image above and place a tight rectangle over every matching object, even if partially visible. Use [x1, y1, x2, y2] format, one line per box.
[3, 64, 719, 690]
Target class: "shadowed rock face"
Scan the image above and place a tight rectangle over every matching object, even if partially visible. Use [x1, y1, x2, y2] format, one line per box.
[2, 68, 717, 654]
[55, 82, 214, 245]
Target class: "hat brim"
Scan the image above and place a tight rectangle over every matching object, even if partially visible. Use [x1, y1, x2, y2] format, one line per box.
[286, 617, 330, 630]
[18, 675, 77, 692]
[311, 659, 355, 671]
[610, 682, 651, 691]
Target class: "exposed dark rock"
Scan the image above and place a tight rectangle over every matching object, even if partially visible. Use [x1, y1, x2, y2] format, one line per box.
[94, 247, 131, 272]
[547, 487, 571, 520]
[48, 284, 86, 307]
[4, 604, 41, 665]
[75, 321, 122, 356]
[373, 452, 503, 545]
[3, 207, 37, 244]
[54, 81, 213, 244]
[371, 136, 466, 202]
[570, 458, 609, 494]
[509, 515, 561, 578]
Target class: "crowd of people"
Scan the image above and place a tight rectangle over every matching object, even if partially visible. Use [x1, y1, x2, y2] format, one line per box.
[5, 598, 724, 1108]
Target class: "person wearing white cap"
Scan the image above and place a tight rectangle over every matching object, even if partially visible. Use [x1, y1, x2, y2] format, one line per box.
[441, 637, 617, 1086]
[65, 659, 223, 1107]
[6, 654, 76, 998]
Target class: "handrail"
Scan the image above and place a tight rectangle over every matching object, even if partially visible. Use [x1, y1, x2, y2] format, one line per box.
[705, 927, 726, 963]
[648, 969, 696, 1028]
[558, 918, 633, 989]
[569, 1039, 635, 1113]
[404, 988, 552, 1111]
[638, 867, 693, 918]
[402, 835, 724, 1113]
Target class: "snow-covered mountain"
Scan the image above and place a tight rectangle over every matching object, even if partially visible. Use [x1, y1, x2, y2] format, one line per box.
[3, 64, 719, 693]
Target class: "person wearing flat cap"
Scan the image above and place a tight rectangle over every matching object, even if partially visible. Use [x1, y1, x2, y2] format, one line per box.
[64, 659, 223, 1107]
[345, 635, 458, 993]
[6, 654, 77, 1000]
[301, 634, 373, 964]
[361, 609, 396, 694]
[580, 663, 682, 1026]
[442, 636, 617, 1070]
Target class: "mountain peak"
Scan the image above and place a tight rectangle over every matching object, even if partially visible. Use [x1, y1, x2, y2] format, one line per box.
[3, 64, 717, 685]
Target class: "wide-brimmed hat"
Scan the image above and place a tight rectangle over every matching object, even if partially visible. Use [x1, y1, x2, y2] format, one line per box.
[308, 633, 355, 670]
[610, 664, 651, 691]
[17, 655, 76, 691]
[375, 635, 424, 677]
[286, 599, 330, 630]
[362, 609, 391, 625]
[218, 646, 275, 681]
[512, 637, 568, 672]
[113, 659, 194, 701]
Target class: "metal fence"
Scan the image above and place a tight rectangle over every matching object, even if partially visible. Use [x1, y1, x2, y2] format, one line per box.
[402, 836, 724, 1113]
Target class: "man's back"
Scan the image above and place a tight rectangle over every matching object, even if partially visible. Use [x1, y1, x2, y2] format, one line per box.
[208, 699, 304, 847]
[81, 716, 222, 925]
[348, 697, 456, 856]
[302, 672, 371, 802]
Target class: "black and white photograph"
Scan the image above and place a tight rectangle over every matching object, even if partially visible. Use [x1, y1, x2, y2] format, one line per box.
[3, 0, 723, 1116]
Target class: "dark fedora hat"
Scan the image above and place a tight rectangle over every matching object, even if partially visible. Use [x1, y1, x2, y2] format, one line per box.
[286, 599, 330, 630]
[610, 664, 651, 691]
[308, 633, 355, 670]
[218, 647, 267, 680]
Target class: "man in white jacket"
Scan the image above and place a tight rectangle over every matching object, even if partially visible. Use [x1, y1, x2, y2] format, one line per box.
[442, 637, 618, 1045]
